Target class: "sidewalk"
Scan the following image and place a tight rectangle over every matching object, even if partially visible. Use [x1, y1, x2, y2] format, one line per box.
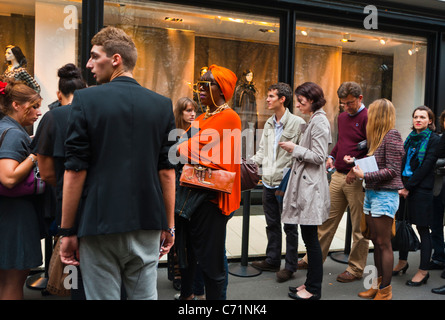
[23, 204, 445, 301]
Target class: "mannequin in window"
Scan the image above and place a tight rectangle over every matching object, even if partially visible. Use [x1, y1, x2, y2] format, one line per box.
[233, 69, 258, 158]
[4, 45, 40, 93]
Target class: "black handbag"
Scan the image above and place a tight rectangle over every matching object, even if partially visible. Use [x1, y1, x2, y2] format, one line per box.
[435, 158, 445, 175]
[392, 203, 420, 252]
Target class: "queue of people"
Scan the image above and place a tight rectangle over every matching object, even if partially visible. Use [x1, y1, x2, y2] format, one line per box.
[0, 25, 444, 301]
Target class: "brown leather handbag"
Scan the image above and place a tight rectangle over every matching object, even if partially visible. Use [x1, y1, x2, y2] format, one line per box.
[179, 164, 236, 194]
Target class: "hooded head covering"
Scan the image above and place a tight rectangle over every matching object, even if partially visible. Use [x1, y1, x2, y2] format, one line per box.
[208, 64, 237, 102]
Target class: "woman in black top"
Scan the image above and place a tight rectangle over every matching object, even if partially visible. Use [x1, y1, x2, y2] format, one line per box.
[31, 63, 86, 226]
[0, 80, 43, 299]
[31, 64, 86, 300]
[393, 106, 440, 286]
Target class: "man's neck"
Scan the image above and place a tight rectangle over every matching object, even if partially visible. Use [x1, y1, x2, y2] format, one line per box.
[274, 106, 286, 122]
[110, 68, 133, 82]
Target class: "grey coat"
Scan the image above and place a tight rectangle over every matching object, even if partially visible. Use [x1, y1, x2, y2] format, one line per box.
[282, 109, 331, 225]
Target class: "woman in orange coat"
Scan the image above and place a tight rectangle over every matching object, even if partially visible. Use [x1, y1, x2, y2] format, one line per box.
[177, 65, 241, 300]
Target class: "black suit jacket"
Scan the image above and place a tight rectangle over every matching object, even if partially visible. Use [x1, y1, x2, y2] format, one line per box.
[65, 76, 176, 237]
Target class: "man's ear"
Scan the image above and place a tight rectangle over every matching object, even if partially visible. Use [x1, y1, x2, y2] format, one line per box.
[111, 53, 122, 67]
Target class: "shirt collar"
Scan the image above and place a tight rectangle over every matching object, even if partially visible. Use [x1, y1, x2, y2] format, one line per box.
[348, 103, 365, 117]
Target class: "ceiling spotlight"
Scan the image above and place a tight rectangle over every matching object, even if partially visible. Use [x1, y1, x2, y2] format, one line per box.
[341, 33, 355, 43]
[164, 17, 183, 22]
[408, 43, 420, 55]
[259, 29, 276, 33]
[408, 47, 419, 55]
[301, 30, 308, 36]
[379, 39, 387, 45]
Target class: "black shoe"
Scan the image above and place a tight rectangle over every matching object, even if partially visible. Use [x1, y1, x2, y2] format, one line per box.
[406, 273, 429, 287]
[428, 261, 445, 270]
[392, 263, 409, 276]
[288, 292, 320, 300]
[431, 285, 445, 295]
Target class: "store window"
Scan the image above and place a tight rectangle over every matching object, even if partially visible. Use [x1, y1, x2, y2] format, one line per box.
[294, 21, 427, 143]
[0, 0, 82, 119]
[104, 0, 280, 156]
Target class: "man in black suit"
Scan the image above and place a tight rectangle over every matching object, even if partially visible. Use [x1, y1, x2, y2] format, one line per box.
[59, 26, 176, 300]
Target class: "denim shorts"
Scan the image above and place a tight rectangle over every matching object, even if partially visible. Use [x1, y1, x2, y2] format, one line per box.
[363, 189, 399, 219]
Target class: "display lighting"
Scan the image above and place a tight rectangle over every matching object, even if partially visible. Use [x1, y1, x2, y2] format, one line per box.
[301, 30, 308, 36]
[379, 38, 387, 45]
[259, 29, 276, 33]
[341, 33, 355, 43]
[164, 17, 183, 22]
[408, 43, 420, 55]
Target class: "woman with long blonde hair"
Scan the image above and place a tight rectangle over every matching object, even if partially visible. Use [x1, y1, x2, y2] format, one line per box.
[352, 99, 404, 300]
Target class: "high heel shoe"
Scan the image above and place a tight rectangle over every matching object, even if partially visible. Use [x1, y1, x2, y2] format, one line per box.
[392, 263, 409, 276]
[406, 272, 429, 286]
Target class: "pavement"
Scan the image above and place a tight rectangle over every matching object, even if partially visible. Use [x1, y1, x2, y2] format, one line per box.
[20, 196, 445, 305]
[23, 250, 445, 301]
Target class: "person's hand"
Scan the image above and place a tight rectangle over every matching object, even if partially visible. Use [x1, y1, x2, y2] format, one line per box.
[398, 188, 409, 199]
[159, 230, 175, 259]
[352, 165, 364, 179]
[343, 155, 355, 165]
[326, 157, 335, 172]
[345, 168, 356, 184]
[59, 235, 80, 266]
[278, 141, 296, 153]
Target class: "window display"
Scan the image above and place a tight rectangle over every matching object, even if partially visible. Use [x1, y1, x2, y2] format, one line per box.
[104, 0, 280, 135]
[294, 21, 427, 142]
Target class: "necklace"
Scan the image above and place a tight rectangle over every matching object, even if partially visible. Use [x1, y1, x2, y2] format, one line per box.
[204, 103, 229, 119]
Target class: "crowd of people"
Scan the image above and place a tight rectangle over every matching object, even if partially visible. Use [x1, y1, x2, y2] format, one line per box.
[0, 26, 444, 301]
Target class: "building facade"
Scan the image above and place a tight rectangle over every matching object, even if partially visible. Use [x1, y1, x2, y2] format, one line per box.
[1, 0, 444, 145]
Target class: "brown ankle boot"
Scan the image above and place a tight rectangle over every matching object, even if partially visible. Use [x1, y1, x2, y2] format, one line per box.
[358, 276, 381, 299]
[373, 284, 392, 300]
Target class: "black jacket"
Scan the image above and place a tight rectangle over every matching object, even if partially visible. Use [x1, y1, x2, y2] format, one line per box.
[65, 76, 176, 237]
[402, 132, 440, 191]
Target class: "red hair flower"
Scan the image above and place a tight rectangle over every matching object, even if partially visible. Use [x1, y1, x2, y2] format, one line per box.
[0, 81, 7, 95]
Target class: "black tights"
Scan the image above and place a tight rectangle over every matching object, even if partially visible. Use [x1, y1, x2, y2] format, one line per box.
[367, 214, 394, 288]
[399, 225, 432, 270]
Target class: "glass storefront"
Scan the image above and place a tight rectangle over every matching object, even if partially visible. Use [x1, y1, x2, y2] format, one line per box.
[0, 0, 82, 118]
[104, 0, 280, 133]
[294, 21, 427, 143]
[0, 0, 431, 144]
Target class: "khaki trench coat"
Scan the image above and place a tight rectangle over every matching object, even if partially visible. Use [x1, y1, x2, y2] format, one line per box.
[282, 109, 331, 225]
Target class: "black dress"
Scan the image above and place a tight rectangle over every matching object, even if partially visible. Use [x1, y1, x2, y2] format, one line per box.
[0, 116, 43, 270]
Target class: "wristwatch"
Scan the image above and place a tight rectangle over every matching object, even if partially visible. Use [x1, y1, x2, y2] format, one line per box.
[57, 226, 77, 237]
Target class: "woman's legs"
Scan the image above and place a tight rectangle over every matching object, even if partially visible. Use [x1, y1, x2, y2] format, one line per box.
[299, 225, 323, 298]
[367, 214, 394, 288]
[411, 225, 432, 282]
[0, 269, 29, 300]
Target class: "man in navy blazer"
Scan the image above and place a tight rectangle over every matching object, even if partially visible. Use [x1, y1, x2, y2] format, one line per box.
[59, 26, 176, 300]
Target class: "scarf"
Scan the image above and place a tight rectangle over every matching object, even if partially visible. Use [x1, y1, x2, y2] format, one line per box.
[404, 128, 432, 165]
